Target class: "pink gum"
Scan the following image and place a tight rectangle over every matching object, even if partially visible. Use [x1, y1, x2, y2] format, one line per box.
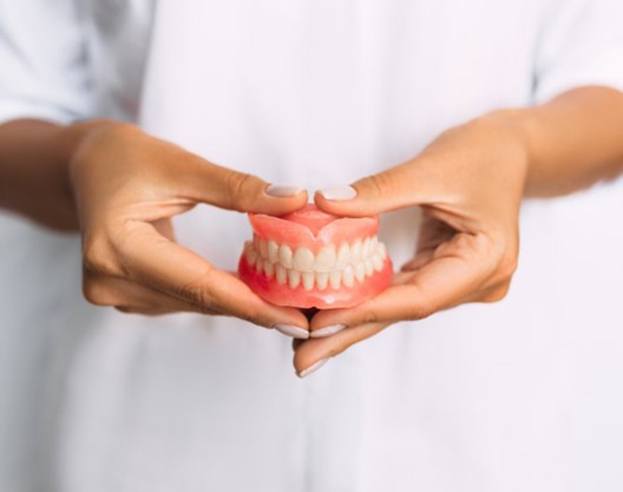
[249, 213, 379, 253]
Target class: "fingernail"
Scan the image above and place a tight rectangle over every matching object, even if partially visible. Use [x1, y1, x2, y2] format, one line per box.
[318, 185, 357, 201]
[311, 324, 346, 338]
[266, 184, 305, 197]
[274, 324, 309, 339]
[297, 358, 329, 378]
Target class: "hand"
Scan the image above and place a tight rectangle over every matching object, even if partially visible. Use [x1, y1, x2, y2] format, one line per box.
[293, 113, 528, 376]
[68, 121, 309, 331]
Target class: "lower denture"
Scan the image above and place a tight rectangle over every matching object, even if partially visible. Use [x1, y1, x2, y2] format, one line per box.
[238, 204, 393, 309]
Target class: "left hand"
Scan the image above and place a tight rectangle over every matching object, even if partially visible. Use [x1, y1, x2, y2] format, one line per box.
[293, 112, 529, 377]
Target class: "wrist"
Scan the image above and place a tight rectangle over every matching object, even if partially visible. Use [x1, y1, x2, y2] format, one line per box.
[470, 108, 534, 194]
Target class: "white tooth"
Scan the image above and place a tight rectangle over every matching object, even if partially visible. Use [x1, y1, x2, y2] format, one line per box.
[268, 240, 279, 263]
[355, 262, 366, 282]
[263, 260, 274, 278]
[275, 263, 287, 285]
[279, 244, 293, 268]
[372, 254, 384, 271]
[365, 259, 374, 276]
[362, 237, 371, 258]
[244, 241, 257, 266]
[336, 243, 350, 268]
[288, 269, 301, 289]
[329, 270, 342, 289]
[259, 239, 268, 259]
[254, 257, 263, 272]
[293, 247, 314, 272]
[351, 239, 362, 263]
[315, 245, 336, 272]
[342, 265, 355, 287]
[370, 236, 378, 252]
[316, 272, 329, 290]
[378, 242, 387, 260]
[302, 272, 315, 291]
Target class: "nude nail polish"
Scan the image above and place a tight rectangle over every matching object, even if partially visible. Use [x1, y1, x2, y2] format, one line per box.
[297, 358, 329, 378]
[266, 184, 304, 197]
[273, 324, 309, 339]
[311, 324, 346, 338]
[317, 185, 357, 201]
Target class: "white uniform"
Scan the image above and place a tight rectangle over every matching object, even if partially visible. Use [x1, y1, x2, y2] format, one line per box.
[1, 1, 623, 491]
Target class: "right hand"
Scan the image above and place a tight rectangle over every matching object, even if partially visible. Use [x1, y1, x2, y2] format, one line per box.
[67, 121, 309, 332]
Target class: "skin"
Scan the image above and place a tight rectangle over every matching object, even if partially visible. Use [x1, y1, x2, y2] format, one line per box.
[1, 86, 622, 376]
[294, 86, 623, 375]
[0, 119, 309, 328]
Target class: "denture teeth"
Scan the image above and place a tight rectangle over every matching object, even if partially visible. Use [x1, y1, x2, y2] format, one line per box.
[275, 263, 287, 285]
[370, 236, 378, 252]
[362, 237, 371, 259]
[315, 245, 336, 272]
[316, 272, 329, 290]
[355, 262, 366, 283]
[243, 235, 388, 291]
[302, 272, 315, 291]
[336, 242, 350, 269]
[260, 239, 269, 259]
[293, 247, 315, 272]
[268, 240, 279, 263]
[288, 269, 301, 289]
[342, 265, 355, 288]
[244, 241, 257, 266]
[278, 244, 293, 268]
[372, 254, 384, 271]
[329, 270, 342, 289]
[378, 243, 387, 260]
[351, 239, 362, 263]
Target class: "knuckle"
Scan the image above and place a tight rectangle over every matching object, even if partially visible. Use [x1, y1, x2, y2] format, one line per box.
[82, 233, 119, 276]
[496, 251, 518, 281]
[359, 309, 380, 325]
[365, 172, 394, 199]
[226, 171, 256, 211]
[82, 277, 112, 306]
[406, 302, 431, 321]
[482, 282, 511, 303]
[175, 272, 217, 312]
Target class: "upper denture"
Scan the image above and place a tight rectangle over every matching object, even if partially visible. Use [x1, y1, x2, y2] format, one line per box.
[242, 204, 388, 293]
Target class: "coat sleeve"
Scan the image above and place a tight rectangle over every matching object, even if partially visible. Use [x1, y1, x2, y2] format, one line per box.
[533, 0, 623, 103]
[0, 0, 94, 125]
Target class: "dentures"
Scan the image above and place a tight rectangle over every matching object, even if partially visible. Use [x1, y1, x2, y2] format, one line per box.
[238, 205, 392, 309]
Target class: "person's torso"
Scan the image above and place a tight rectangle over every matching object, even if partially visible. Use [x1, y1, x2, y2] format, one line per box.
[2, 2, 623, 491]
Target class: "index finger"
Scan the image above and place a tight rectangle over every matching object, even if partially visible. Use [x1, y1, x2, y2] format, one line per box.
[118, 220, 309, 329]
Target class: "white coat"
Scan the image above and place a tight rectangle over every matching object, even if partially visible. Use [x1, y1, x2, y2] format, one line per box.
[1, 1, 622, 491]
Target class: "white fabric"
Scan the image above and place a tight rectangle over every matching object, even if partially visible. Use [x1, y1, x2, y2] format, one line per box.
[1, 1, 623, 491]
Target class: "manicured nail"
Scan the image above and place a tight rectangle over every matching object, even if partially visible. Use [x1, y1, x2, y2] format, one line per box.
[311, 324, 346, 338]
[274, 324, 309, 339]
[297, 358, 329, 378]
[266, 184, 305, 197]
[318, 185, 357, 201]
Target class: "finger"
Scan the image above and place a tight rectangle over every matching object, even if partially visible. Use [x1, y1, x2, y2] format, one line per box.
[117, 221, 309, 330]
[314, 159, 444, 217]
[310, 232, 497, 330]
[401, 249, 435, 271]
[293, 322, 390, 377]
[83, 272, 217, 315]
[176, 156, 308, 215]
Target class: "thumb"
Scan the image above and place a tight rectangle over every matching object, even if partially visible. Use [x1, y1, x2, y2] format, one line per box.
[314, 161, 429, 217]
[181, 158, 308, 215]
